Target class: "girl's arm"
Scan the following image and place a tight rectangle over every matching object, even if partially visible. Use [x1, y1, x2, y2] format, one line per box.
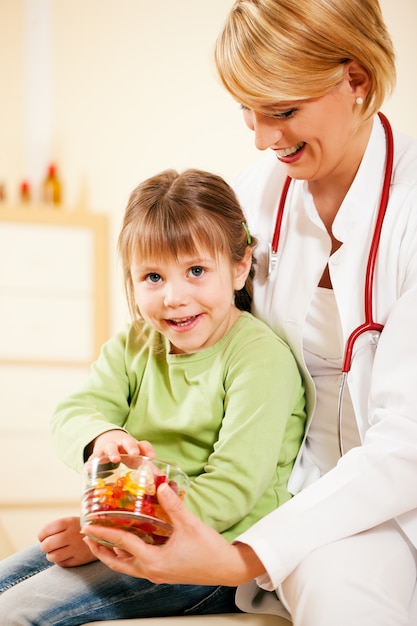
[50, 326, 145, 472]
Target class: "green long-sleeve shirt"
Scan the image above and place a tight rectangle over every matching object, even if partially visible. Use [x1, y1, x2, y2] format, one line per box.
[51, 312, 306, 542]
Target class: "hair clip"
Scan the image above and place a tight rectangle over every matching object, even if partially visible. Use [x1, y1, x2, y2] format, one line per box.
[241, 221, 252, 244]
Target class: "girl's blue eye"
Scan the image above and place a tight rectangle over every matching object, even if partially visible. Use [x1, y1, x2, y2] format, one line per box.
[147, 273, 161, 283]
[190, 266, 204, 277]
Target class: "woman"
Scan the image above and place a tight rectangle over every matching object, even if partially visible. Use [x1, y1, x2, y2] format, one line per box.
[82, 1, 417, 625]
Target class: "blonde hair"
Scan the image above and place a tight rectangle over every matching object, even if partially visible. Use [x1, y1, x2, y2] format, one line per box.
[215, 0, 396, 119]
[118, 168, 257, 326]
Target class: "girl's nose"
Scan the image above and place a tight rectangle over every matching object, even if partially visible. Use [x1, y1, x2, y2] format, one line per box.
[163, 283, 187, 308]
[243, 109, 284, 151]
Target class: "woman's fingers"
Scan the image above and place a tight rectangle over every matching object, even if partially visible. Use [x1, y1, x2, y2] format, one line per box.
[82, 482, 252, 586]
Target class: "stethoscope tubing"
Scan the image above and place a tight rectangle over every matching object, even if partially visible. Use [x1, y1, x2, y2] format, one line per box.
[270, 112, 393, 373]
[269, 112, 394, 455]
[341, 111, 393, 372]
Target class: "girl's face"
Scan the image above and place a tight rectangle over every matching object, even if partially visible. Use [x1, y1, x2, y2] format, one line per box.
[131, 248, 250, 354]
[240, 68, 371, 187]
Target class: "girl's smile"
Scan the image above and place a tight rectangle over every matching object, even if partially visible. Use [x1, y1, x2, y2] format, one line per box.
[165, 314, 202, 331]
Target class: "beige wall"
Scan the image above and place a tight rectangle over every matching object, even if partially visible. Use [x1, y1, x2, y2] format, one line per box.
[1, 0, 416, 331]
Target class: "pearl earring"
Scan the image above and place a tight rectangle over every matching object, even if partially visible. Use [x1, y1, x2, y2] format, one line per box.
[356, 96, 364, 105]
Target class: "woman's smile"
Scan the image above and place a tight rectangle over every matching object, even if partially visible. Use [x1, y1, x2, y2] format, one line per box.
[275, 141, 306, 163]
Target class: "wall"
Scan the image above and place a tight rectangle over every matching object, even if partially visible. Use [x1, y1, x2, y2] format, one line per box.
[0, 0, 416, 551]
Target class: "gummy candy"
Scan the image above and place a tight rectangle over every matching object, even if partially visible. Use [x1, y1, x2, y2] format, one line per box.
[83, 465, 184, 545]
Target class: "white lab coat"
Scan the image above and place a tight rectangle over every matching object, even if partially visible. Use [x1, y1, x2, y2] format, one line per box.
[232, 115, 417, 593]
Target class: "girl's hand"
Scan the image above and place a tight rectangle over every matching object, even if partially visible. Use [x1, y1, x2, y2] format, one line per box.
[38, 516, 97, 568]
[91, 430, 155, 463]
[82, 482, 265, 585]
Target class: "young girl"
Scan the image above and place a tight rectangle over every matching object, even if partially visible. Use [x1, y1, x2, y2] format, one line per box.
[0, 168, 306, 624]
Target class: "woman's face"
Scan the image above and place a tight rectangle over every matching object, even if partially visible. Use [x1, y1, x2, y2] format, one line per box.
[240, 74, 370, 185]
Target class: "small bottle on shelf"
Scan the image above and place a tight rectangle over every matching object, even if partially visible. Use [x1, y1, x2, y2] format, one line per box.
[42, 163, 62, 206]
[0, 182, 6, 203]
[20, 181, 31, 205]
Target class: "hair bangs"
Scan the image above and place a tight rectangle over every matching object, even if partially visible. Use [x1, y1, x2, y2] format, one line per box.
[128, 199, 228, 266]
[215, 18, 345, 106]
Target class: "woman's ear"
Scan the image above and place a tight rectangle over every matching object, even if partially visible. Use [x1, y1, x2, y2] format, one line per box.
[345, 59, 371, 101]
[233, 246, 253, 291]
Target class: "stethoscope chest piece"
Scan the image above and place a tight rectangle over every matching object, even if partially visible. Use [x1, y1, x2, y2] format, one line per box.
[267, 243, 278, 278]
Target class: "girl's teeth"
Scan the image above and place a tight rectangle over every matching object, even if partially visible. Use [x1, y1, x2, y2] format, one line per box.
[172, 316, 194, 327]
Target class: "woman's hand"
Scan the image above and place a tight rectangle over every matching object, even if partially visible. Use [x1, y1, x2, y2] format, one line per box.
[38, 516, 98, 568]
[90, 430, 155, 463]
[82, 482, 266, 585]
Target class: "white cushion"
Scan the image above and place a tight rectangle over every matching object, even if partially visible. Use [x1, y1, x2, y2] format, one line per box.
[81, 614, 290, 625]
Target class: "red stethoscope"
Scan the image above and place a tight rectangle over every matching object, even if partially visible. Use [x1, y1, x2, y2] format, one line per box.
[268, 112, 394, 454]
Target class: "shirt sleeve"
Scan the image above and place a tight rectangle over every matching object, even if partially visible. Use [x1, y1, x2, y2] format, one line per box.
[50, 326, 144, 473]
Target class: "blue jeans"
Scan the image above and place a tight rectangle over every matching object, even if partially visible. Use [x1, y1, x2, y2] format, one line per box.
[0, 544, 238, 625]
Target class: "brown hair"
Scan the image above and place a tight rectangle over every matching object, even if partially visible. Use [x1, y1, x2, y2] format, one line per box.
[118, 168, 257, 326]
[215, 0, 396, 120]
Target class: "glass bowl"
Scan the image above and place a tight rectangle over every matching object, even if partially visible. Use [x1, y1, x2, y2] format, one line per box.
[81, 454, 189, 545]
